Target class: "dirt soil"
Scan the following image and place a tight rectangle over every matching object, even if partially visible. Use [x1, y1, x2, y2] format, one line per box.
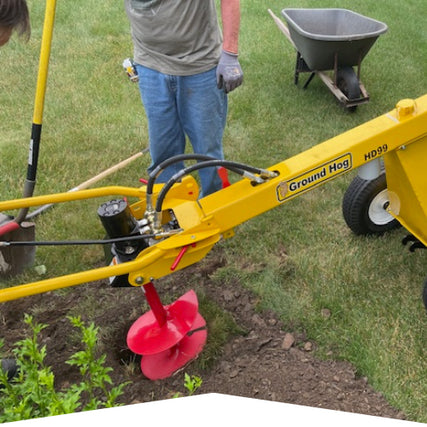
[0, 249, 406, 420]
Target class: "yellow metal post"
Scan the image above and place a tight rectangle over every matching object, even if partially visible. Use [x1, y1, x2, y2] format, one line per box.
[33, 0, 57, 126]
[15, 0, 57, 224]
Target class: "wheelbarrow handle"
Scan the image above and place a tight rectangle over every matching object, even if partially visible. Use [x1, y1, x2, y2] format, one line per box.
[268, 9, 295, 48]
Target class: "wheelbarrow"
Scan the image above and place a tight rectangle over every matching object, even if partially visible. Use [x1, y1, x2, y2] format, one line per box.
[269, 8, 388, 110]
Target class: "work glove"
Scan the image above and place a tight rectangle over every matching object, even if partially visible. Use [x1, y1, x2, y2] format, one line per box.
[216, 50, 243, 93]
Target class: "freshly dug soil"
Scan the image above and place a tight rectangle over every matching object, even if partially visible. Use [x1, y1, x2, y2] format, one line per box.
[0, 249, 405, 420]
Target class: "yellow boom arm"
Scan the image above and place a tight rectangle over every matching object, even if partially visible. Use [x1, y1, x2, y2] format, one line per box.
[0, 95, 426, 302]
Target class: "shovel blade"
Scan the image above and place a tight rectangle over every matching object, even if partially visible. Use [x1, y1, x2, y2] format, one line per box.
[0, 214, 36, 278]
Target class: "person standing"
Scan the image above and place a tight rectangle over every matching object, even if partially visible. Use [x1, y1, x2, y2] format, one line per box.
[125, 0, 243, 197]
[0, 0, 30, 47]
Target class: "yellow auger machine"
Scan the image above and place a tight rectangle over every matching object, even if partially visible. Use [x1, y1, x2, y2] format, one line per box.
[0, 94, 426, 379]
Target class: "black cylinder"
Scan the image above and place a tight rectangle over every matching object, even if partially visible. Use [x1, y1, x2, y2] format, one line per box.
[97, 199, 137, 238]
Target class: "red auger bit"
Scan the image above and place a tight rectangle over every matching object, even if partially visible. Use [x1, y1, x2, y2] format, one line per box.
[127, 283, 207, 380]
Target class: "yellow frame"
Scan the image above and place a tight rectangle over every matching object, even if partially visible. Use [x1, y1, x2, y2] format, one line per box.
[1, 94, 426, 302]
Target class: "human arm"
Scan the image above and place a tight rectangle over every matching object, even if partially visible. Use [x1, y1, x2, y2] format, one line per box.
[221, 0, 240, 54]
[217, 0, 243, 93]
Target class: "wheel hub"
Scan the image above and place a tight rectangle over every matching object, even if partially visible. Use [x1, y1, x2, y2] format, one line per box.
[368, 189, 394, 225]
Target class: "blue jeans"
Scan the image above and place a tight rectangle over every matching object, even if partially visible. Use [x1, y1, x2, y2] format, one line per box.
[135, 64, 228, 197]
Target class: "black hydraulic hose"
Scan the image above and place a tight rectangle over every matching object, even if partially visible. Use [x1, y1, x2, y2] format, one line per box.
[0, 233, 156, 247]
[146, 154, 245, 196]
[147, 154, 216, 195]
[155, 159, 264, 214]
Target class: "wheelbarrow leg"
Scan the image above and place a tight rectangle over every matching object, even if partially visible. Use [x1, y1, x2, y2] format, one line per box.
[294, 52, 301, 85]
[303, 73, 316, 89]
[295, 52, 314, 88]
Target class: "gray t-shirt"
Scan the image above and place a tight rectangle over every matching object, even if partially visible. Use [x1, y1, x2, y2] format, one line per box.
[125, 0, 223, 76]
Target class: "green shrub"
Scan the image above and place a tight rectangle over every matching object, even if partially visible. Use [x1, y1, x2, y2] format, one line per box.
[0, 314, 130, 422]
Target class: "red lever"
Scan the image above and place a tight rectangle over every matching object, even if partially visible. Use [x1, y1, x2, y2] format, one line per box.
[170, 243, 196, 271]
[218, 167, 230, 188]
[171, 245, 189, 271]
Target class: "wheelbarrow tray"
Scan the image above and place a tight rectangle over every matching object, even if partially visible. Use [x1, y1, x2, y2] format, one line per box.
[281, 8, 388, 71]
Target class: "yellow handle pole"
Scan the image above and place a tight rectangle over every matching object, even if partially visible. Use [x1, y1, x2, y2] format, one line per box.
[16, 0, 58, 224]
[0, 186, 145, 212]
[33, 0, 57, 125]
[0, 248, 163, 303]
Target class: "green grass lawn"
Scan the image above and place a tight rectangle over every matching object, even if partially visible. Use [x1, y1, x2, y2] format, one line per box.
[1, 0, 426, 422]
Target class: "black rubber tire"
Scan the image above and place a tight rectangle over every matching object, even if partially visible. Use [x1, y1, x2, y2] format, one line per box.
[337, 66, 361, 99]
[342, 173, 400, 235]
[337, 66, 361, 112]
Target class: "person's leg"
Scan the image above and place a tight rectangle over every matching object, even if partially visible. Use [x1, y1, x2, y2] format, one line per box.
[135, 64, 186, 182]
[177, 68, 228, 197]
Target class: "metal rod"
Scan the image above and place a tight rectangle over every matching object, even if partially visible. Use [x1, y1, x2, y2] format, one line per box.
[142, 282, 167, 327]
[0, 186, 145, 212]
[26, 150, 148, 220]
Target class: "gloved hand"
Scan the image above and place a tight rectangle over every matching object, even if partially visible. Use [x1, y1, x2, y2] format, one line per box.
[216, 50, 243, 93]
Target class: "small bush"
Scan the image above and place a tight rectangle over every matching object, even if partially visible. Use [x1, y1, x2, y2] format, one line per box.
[0, 314, 130, 422]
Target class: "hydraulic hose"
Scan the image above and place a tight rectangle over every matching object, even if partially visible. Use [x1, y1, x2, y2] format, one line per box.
[154, 159, 267, 215]
[145, 154, 246, 215]
[146, 153, 244, 196]
[0, 233, 156, 247]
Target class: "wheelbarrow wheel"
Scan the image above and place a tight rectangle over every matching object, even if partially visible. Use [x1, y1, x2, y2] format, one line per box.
[342, 172, 400, 235]
[337, 66, 360, 112]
